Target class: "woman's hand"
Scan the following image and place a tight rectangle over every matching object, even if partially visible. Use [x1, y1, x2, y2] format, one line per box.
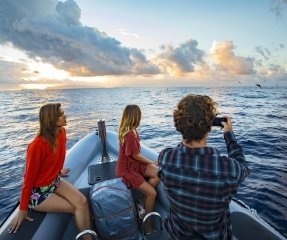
[60, 168, 70, 177]
[132, 153, 155, 165]
[8, 210, 33, 233]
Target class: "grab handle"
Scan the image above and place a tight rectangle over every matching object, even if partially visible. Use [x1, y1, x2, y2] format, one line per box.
[75, 229, 98, 240]
[142, 211, 163, 236]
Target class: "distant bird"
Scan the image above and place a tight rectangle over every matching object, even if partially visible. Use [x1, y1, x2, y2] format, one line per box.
[256, 84, 262, 89]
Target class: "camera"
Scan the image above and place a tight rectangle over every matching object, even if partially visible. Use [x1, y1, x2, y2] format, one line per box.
[212, 117, 227, 127]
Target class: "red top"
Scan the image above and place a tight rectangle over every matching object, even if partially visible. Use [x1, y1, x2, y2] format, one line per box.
[19, 128, 67, 210]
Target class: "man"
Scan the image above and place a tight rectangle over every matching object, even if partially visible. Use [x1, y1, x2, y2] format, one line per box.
[158, 94, 250, 240]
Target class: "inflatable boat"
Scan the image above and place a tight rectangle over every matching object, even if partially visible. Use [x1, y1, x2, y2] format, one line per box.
[0, 120, 286, 240]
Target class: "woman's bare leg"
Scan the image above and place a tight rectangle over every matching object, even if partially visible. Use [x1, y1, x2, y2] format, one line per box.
[33, 193, 74, 213]
[34, 179, 92, 240]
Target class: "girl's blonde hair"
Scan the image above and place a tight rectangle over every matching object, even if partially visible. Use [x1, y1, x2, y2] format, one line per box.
[118, 105, 141, 143]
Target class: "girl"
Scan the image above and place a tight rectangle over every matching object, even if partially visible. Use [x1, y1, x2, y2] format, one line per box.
[116, 105, 160, 231]
[8, 103, 92, 240]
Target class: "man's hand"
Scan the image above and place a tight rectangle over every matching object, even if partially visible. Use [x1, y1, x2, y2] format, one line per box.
[221, 116, 233, 132]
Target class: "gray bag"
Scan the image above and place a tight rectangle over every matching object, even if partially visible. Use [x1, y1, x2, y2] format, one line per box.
[90, 178, 139, 240]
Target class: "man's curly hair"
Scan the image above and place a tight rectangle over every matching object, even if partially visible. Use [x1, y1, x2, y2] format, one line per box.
[173, 94, 217, 142]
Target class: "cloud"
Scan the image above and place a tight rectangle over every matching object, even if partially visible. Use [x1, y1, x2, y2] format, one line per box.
[255, 46, 271, 60]
[258, 63, 287, 84]
[117, 29, 139, 39]
[0, 0, 285, 87]
[152, 39, 205, 76]
[270, 0, 287, 16]
[56, 0, 81, 26]
[210, 41, 255, 75]
[0, 60, 28, 83]
[0, 0, 159, 76]
[268, 63, 286, 74]
[0, 57, 102, 89]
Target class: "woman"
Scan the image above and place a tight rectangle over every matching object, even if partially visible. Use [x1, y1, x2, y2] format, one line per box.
[8, 103, 92, 240]
[116, 104, 160, 232]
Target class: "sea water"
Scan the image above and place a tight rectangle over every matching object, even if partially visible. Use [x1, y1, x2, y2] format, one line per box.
[0, 86, 286, 236]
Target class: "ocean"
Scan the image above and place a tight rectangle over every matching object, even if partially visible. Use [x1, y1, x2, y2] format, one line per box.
[0, 86, 286, 236]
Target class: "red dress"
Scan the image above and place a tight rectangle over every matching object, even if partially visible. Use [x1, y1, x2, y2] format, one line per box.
[116, 130, 148, 189]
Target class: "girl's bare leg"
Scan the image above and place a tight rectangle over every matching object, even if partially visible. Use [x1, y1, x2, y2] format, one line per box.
[137, 181, 157, 233]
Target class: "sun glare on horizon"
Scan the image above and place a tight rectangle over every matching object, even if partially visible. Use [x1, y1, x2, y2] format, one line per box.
[20, 83, 61, 90]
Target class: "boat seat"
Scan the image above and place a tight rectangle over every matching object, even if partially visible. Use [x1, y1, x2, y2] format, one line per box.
[0, 211, 47, 240]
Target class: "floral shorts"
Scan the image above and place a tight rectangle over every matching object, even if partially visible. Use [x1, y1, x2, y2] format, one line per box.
[29, 175, 62, 209]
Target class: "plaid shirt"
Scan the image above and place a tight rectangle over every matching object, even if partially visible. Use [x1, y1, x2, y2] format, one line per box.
[158, 131, 250, 240]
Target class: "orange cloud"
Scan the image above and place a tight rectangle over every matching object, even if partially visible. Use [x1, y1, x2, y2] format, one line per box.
[210, 41, 255, 75]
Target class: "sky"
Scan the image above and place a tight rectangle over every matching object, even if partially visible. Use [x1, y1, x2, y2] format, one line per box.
[0, 0, 286, 90]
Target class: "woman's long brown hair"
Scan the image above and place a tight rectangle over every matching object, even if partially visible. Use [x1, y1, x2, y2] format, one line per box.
[38, 103, 61, 150]
[118, 105, 141, 143]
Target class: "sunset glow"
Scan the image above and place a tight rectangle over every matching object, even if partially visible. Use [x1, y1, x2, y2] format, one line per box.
[19, 83, 62, 90]
[0, 0, 286, 89]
